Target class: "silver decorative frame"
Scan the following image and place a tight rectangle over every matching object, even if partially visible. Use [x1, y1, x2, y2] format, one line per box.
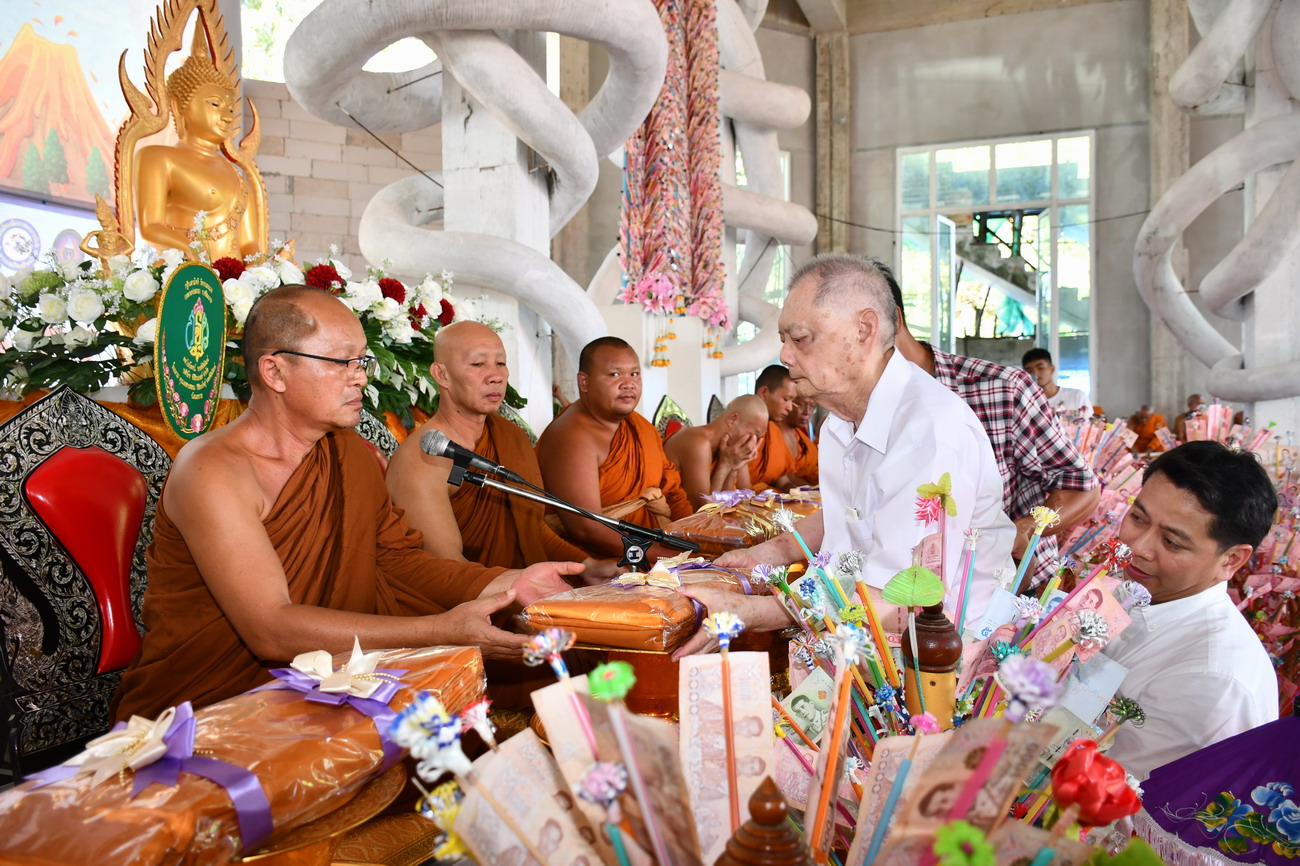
[0, 387, 171, 778]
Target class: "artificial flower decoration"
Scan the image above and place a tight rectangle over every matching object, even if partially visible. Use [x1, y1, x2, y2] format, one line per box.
[912, 712, 941, 735]
[579, 761, 630, 820]
[702, 612, 746, 649]
[916, 473, 959, 521]
[996, 654, 1064, 723]
[1051, 739, 1142, 826]
[932, 819, 995, 866]
[882, 565, 946, 609]
[588, 661, 637, 703]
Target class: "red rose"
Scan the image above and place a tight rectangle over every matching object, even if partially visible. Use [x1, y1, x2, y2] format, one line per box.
[305, 264, 343, 293]
[213, 257, 246, 282]
[379, 277, 406, 304]
[409, 303, 428, 328]
[437, 298, 455, 326]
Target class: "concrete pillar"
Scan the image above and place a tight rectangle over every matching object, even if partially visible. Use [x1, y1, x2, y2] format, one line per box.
[1148, 0, 1191, 420]
[814, 31, 849, 254]
[441, 32, 554, 433]
[600, 305, 721, 425]
[1242, 6, 1300, 434]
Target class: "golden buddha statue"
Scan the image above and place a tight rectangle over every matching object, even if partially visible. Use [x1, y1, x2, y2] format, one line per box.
[86, 0, 268, 271]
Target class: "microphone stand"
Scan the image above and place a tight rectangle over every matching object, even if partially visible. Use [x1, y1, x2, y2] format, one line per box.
[453, 469, 700, 569]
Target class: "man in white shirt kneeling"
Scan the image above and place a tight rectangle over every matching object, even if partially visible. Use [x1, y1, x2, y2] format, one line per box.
[1103, 440, 1279, 779]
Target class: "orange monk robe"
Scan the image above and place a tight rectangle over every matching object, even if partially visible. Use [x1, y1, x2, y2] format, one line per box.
[1130, 413, 1168, 453]
[791, 426, 819, 485]
[747, 420, 798, 491]
[453, 414, 591, 568]
[111, 430, 504, 722]
[552, 410, 693, 528]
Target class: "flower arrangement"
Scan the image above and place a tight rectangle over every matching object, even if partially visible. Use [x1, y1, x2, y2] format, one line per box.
[0, 239, 512, 426]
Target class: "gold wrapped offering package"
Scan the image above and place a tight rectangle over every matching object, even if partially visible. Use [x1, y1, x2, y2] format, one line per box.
[518, 561, 754, 652]
[664, 487, 821, 556]
[0, 645, 484, 865]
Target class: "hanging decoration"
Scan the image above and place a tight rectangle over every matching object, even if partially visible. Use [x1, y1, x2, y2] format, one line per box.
[619, 0, 728, 366]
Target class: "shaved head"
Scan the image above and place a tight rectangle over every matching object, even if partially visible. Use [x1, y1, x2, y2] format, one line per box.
[242, 285, 340, 389]
[788, 254, 899, 348]
[579, 336, 636, 374]
[430, 319, 509, 416]
[728, 394, 767, 423]
[434, 320, 503, 363]
[755, 365, 791, 393]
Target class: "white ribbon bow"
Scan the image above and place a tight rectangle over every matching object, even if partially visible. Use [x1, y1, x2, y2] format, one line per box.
[290, 636, 387, 700]
[70, 706, 177, 787]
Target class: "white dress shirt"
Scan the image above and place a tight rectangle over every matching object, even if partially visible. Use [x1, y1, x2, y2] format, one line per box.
[818, 349, 1015, 623]
[1047, 387, 1090, 415]
[1102, 581, 1278, 780]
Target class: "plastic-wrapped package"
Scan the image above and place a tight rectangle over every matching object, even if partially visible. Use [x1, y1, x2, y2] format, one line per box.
[663, 488, 822, 556]
[516, 564, 752, 652]
[0, 645, 483, 865]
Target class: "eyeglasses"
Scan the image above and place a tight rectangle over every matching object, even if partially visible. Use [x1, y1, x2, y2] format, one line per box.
[271, 350, 377, 377]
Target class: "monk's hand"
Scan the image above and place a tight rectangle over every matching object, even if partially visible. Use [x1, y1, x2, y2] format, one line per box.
[437, 589, 529, 659]
[719, 432, 759, 470]
[579, 557, 624, 585]
[670, 587, 795, 659]
[510, 561, 584, 607]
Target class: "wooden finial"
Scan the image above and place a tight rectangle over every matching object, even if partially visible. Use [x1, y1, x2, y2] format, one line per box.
[713, 776, 814, 865]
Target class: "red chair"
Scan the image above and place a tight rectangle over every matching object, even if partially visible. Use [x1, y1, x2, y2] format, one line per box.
[652, 395, 693, 440]
[0, 387, 170, 780]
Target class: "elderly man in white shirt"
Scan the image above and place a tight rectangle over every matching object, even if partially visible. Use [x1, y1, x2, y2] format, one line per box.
[673, 254, 1015, 655]
[1102, 441, 1278, 780]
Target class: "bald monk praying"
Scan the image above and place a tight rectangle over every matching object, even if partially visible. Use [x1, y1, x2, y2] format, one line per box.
[387, 321, 618, 580]
[111, 286, 579, 722]
[536, 337, 693, 559]
[664, 394, 768, 510]
[747, 364, 807, 491]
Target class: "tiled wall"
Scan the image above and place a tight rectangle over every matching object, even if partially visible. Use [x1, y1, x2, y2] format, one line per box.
[242, 79, 443, 274]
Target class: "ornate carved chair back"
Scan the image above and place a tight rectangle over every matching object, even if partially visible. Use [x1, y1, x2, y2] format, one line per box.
[707, 394, 724, 423]
[354, 410, 400, 462]
[497, 404, 537, 445]
[653, 395, 692, 440]
[0, 387, 170, 780]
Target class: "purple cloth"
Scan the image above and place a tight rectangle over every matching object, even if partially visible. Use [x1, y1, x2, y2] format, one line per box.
[1137, 715, 1300, 864]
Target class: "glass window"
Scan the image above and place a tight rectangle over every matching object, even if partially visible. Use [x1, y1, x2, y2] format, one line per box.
[900, 152, 930, 211]
[1057, 136, 1091, 200]
[901, 216, 932, 341]
[995, 140, 1051, 203]
[935, 146, 989, 208]
[1056, 204, 1091, 396]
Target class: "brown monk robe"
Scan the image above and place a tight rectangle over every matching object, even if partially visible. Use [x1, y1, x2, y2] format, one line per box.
[746, 364, 804, 491]
[452, 414, 592, 566]
[536, 337, 692, 560]
[111, 286, 578, 722]
[786, 396, 819, 485]
[387, 321, 605, 573]
[112, 432, 502, 721]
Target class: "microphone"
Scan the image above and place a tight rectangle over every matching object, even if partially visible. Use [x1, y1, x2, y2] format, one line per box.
[419, 429, 527, 484]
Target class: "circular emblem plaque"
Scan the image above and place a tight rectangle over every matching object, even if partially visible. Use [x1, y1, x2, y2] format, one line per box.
[154, 262, 226, 440]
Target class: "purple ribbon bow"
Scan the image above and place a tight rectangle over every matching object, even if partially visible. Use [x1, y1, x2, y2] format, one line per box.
[30, 702, 274, 852]
[704, 488, 755, 508]
[260, 666, 409, 771]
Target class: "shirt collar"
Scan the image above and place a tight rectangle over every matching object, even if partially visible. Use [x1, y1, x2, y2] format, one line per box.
[1131, 581, 1229, 632]
[854, 349, 909, 455]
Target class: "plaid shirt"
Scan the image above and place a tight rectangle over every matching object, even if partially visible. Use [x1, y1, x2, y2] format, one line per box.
[928, 346, 1097, 586]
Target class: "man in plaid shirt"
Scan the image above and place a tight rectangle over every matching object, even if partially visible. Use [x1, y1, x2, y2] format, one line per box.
[886, 281, 1099, 589]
